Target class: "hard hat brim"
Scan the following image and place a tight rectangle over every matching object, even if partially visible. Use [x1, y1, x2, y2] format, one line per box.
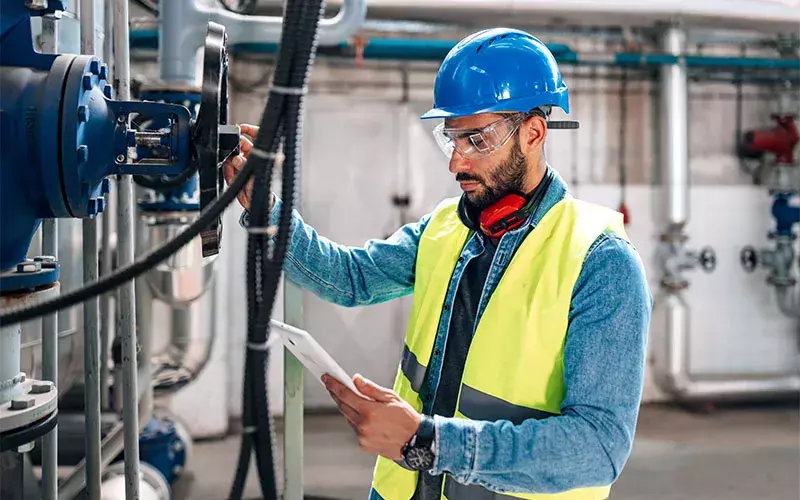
[419, 91, 570, 120]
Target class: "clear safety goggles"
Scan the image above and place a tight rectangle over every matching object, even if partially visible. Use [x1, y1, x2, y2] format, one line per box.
[432, 113, 526, 160]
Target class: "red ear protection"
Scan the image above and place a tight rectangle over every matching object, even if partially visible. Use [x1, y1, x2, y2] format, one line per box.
[478, 194, 529, 238]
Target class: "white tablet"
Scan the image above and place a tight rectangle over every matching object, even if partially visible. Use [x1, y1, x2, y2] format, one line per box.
[269, 318, 369, 399]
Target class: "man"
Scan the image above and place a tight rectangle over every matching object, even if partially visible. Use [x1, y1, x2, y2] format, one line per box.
[224, 27, 652, 500]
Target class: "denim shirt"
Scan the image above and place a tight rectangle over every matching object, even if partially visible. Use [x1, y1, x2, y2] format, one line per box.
[240, 170, 652, 495]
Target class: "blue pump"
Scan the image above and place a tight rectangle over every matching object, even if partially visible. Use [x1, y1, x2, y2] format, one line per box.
[0, 1, 193, 273]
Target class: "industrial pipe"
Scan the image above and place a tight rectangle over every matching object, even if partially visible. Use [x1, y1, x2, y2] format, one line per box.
[100, 0, 115, 411]
[653, 24, 799, 402]
[141, 213, 217, 394]
[158, 0, 367, 84]
[39, 12, 60, 500]
[316, 0, 800, 34]
[113, 0, 142, 497]
[655, 293, 800, 399]
[80, 0, 103, 497]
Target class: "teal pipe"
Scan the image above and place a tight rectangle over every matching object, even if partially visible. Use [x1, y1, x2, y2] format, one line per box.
[128, 30, 798, 72]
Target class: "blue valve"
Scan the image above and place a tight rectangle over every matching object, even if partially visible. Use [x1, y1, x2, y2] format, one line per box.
[0, 1, 195, 271]
[771, 193, 800, 239]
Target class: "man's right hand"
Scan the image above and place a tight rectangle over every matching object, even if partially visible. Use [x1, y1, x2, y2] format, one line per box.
[222, 123, 260, 212]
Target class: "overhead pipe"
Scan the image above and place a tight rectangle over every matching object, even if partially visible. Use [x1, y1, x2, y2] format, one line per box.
[313, 0, 800, 34]
[158, 0, 367, 84]
[653, 24, 800, 401]
[131, 30, 800, 74]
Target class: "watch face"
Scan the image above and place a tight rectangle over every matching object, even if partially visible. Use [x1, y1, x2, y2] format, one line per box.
[405, 446, 435, 471]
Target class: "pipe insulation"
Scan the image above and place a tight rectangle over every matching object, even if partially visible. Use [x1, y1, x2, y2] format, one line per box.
[158, 0, 366, 84]
[660, 25, 690, 231]
[309, 0, 800, 33]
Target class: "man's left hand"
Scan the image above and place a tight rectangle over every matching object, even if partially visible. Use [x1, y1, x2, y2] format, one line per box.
[323, 373, 421, 461]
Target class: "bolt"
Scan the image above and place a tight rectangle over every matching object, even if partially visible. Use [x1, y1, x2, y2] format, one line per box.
[30, 381, 53, 394]
[19, 373, 26, 383]
[103, 84, 112, 99]
[116, 154, 125, 163]
[82, 73, 93, 91]
[17, 442, 35, 453]
[172, 465, 184, 476]
[99, 64, 108, 81]
[25, 0, 48, 10]
[77, 145, 89, 163]
[96, 197, 106, 214]
[101, 178, 111, 194]
[16, 261, 41, 273]
[88, 199, 99, 216]
[89, 60, 100, 75]
[77, 105, 89, 122]
[172, 441, 184, 453]
[117, 115, 127, 124]
[10, 398, 35, 410]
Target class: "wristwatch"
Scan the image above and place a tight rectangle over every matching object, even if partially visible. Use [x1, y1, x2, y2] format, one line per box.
[401, 414, 436, 471]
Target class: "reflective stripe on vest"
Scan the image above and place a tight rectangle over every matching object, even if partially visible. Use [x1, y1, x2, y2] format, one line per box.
[401, 345, 426, 393]
[372, 196, 628, 500]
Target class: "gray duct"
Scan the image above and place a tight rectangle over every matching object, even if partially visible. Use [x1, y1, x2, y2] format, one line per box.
[652, 24, 800, 401]
[159, 0, 368, 84]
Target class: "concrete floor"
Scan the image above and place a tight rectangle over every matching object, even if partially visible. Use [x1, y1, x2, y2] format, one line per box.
[173, 402, 800, 500]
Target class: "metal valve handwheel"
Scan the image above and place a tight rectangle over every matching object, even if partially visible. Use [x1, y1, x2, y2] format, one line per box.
[740, 246, 758, 272]
[192, 21, 238, 258]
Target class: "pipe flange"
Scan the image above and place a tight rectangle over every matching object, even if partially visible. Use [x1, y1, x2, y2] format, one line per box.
[660, 276, 689, 291]
[768, 275, 796, 288]
[0, 377, 58, 436]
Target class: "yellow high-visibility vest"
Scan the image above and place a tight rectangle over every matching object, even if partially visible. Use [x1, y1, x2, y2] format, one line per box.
[371, 195, 628, 500]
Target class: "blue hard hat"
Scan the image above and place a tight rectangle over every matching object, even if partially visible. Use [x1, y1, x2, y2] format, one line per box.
[420, 28, 569, 120]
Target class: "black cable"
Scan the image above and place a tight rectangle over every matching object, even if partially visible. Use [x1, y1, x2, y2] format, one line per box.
[226, 0, 323, 496]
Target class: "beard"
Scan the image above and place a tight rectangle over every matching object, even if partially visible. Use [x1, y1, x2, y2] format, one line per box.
[458, 137, 528, 210]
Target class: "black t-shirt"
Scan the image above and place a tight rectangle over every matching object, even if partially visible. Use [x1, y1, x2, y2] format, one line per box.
[414, 238, 497, 499]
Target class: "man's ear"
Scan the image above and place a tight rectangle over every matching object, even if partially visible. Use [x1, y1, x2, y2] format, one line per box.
[519, 115, 547, 155]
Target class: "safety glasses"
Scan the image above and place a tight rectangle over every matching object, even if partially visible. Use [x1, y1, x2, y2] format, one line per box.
[432, 114, 525, 160]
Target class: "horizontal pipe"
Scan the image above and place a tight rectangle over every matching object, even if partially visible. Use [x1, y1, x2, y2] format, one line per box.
[130, 30, 800, 70]
[655, 293, 800, 401]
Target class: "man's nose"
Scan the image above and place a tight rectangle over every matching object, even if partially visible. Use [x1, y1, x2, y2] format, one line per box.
[448, 152, 471, 175]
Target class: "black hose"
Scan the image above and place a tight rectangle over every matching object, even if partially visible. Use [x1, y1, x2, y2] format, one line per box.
[227, 0, 323, 497]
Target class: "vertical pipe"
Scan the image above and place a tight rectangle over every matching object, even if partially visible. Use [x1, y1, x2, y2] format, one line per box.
[113, 0, 141, 497]
[100, 0, 115, 411]
[41, 219, 58, 500]
[284, 281, 304, 500]
[80, 0, 103, 498]
[39, 14, 60, 500]
[659, 24, 689, 230]
[159, 0, 199, 86]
